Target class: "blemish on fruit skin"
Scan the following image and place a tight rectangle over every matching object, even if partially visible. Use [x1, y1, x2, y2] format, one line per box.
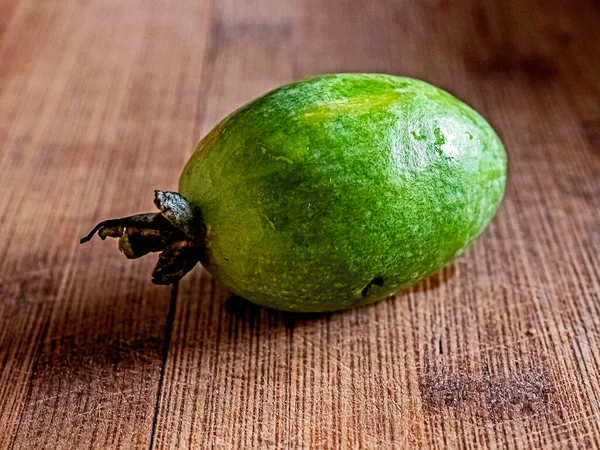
[411, 131, 428, 141]
[361, 276, 385, 297]
[433, 124, 462, 158]
[434, 127, 446, 147]
[261, 146, 294, 164]
[273, 155, 294, 164]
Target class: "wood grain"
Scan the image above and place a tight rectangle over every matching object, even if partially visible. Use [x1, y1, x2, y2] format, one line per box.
[0, 0, 598, 448]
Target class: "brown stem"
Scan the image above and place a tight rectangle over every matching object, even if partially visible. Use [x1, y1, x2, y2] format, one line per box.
[80, 191, 204, 284]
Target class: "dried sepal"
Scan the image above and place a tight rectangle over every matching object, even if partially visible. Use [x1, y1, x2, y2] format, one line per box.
[80, 192, 204, 284]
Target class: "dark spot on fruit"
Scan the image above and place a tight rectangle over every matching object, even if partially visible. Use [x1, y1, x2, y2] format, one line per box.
[411, 131, 427, 141]
[433, 127, 445, 146]
[433, 127, 446, 156]
[361, 276, 384, 297]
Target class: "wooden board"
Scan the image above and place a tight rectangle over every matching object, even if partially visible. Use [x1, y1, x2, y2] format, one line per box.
[0, 0, 598, 448]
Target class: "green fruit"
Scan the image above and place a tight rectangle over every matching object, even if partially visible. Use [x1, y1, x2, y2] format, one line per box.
[82, 73, 506, 312]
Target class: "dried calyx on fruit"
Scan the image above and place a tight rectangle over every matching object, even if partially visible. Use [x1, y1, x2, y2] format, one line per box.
[81, 191, 204, 284]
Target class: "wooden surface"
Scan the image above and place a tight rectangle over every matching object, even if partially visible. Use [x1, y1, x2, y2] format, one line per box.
[0, 0, 599, 448]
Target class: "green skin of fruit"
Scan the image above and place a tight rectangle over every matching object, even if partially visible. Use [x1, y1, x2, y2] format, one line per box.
[177, 74, 506, 312]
